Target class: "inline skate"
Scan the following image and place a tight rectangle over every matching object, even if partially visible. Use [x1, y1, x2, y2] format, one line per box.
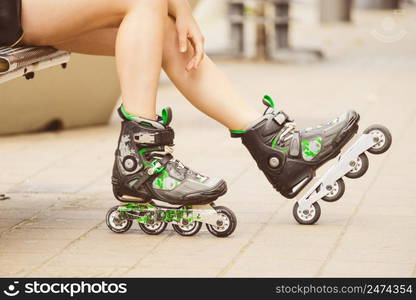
[106, 106, 237, 237]
[232, 95, 392, 225]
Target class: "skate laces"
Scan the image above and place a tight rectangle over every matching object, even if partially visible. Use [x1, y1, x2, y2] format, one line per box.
[271, 121, 297, 148]
[261, 95, 298, 149]
[148, 144, 204, 180]
[171, 159, 205, 180]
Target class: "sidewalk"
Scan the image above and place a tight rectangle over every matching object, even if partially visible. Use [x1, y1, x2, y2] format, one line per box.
[0, 7, 415, 277]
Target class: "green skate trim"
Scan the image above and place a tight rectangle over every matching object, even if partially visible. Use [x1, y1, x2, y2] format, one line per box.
[153, 169, 180, 191]
[262, 95, 275, 109]
[230, 129, 246, 134]
[138, 148, 149, 155]
[271, 131, 283, 149]
[117, 203, 202, 224]
[138, 148, 150, 167]
[149, 159, 165, 174]
[138, 147, 178, 191]
[138, 148, 165, 173]
[138, 148, 176, 190]
[120, 104, 134, 121]
[120, 105, 153, 127]
[301, 137, 322, 160]
[161, 108, 170, 125]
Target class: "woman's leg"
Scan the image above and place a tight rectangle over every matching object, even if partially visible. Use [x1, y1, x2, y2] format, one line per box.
[54, 28, 118, 56]
[22, 0, 167, 120]
[162, 18, 259, 130]
[52, 18, 258, 130]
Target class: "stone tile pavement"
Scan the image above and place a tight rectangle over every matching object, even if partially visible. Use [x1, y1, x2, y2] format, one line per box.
[0, 7, 415, 277]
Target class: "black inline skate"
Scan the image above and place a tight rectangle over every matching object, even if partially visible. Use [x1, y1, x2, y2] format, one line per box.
[106, 106, 237, 237]
[232, 96, 392, 224]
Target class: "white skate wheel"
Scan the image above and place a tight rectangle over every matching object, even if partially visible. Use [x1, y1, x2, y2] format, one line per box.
[322, 178, 345, 202]
[206, 206, 237, 238]
[293, 202, 321, 225]
[345, 153, 369, 179]
[364, 125, 392, 155]
[172, 221, 202, 237]
[139, 220, 167, 235]
[106, 206, 133, 234]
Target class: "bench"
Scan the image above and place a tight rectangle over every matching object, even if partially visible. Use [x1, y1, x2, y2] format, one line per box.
[0, 46, 70, 199]
[0, 46, 70, 84]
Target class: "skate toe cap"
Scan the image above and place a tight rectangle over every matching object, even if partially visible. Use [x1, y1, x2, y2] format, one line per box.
[182, 178, 227, 204]
[345, 110, 360, 128]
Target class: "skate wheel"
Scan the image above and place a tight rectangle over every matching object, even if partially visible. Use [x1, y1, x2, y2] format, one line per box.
[172, 221, 202, 237]
[106, 206, 133, 234]
[206, 206, 237, 238]
[322, 178, 345, 202]
[345, 153, 369, 179]
[364, 125, 392, 155]
[293, 202, 321, 225]
[139, 221, 168, 235]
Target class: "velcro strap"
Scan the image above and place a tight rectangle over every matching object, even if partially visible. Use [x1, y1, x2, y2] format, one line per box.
[134, 128, 174, 146]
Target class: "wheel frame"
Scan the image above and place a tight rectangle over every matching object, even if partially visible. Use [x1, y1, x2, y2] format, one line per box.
[322, 178, 346, 202]
[106, 206, 133, 234]
[206, 206, 237, 238]
[293, 202, 321, 225]
[364, 125, 392, 155]
[345, 152, 369, 179]
[172, 221, 202, 237]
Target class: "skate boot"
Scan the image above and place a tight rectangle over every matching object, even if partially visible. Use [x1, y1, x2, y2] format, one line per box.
[232, 96, 391, 224]
[106, 106, 237, 237]
[231, 95, 361, 199]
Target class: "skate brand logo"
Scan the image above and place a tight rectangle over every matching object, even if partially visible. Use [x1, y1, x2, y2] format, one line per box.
[3, 281, 20, 297]
[2, 281, 127, 297]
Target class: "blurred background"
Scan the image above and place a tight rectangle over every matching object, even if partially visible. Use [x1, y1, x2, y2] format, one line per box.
[0, 0, 415, 277]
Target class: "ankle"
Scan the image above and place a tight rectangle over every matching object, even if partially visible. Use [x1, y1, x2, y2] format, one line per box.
[121, 104, 157, 121]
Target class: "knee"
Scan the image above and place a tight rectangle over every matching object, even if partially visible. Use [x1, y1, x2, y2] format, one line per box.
[123, 0, 167, 14]
[164, 16, 179, 46]
[162, 17, 179, 63]
[162, 16, 195, 68]
[99, 0, 168, 27]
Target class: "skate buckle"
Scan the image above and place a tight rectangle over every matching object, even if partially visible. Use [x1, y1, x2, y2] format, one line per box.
[147, 161, 164, 175]
[273, 112, 288, 125]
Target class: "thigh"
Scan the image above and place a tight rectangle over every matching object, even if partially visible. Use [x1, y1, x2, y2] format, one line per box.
[21, 0, 133, 45]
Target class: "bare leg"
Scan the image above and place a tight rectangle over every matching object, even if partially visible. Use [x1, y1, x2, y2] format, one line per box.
[54, 28, 118, 56]
[116, 2, 166, 120]
[22, 0, 167, 120]
[53, 18, 258, 130]
[162, 18, 258, 130]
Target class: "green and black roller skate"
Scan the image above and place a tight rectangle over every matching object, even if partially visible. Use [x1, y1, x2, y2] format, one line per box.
[232, 95, 392, 225]
[106, 106, 236, 237]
